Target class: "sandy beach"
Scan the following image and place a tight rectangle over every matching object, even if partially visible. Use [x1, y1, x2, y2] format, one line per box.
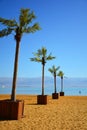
[0, 95, 87, 130]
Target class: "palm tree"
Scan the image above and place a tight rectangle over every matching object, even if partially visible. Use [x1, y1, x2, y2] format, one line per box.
[0, 8, 40, 101]
[58, 71, 64, 92]
[48, 65, 60, 93]
[30, 47, 55, 95]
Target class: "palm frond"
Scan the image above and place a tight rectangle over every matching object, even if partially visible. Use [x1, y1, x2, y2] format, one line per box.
[41, 47, 47, 57]
[48, 68, 54, 73]
[37, 49, 42, 56]
[24, 23, 41, 33]
[56, 66, 60, 71]
[19, 9, 36, 26]
[32, 49, 43, 58]
[46, 54, 55, 60]
[0, 17, 17, 27]
[19, 9, 41, 33]
[30, 57, 42, 62]
[33, 52, 40, 57]
[26, 11, 36, 24]
[32, 23, 41, 32]
[20, 9, 30, 26]
[0, 28, 13, 37]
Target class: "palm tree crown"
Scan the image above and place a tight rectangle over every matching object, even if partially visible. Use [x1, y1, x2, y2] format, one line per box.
[30, 47, 55, 65]
[58, 71, 64, 79]
[48, 65, 60, 77]
[0, 8, 40, 38]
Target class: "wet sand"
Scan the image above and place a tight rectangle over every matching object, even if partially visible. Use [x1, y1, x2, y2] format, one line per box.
[0, 95, 87, 130]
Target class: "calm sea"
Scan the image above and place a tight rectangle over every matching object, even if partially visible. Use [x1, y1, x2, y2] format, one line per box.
[0, 77, 87, 96]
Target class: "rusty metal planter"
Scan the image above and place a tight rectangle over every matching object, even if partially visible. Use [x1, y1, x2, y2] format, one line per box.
[0, 99, 24, 120]
[52, 93, 59, 99]
[37, 95, 47, 105]
[60, 92, 64, 96]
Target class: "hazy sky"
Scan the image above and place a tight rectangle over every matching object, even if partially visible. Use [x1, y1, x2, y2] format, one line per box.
[0, 0, 87, 78]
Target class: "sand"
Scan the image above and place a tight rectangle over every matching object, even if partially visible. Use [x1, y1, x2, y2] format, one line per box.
[0, 95, 87, 130]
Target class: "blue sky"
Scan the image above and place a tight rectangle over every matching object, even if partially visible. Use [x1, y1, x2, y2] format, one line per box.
[0, 0, 87, 78]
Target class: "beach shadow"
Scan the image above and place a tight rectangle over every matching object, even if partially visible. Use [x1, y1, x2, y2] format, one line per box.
[26, 103, 37, 105]
[0, 119, 6, 121]
[0, 115, 26, 121]
[0, 119, 18, 121]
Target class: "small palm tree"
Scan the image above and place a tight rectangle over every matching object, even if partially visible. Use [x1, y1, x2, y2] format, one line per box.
[30, 47, 55, 95]
[0, 8, 40, 101]
[48, 65, 60, 93]
[58, 71, 64, 92]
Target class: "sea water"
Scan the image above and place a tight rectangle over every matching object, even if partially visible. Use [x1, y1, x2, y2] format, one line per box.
[0, 77, 87, 96]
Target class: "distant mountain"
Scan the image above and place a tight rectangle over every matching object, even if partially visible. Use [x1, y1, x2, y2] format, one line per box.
[0, 77, 87, 95]
[0, 77, 87, 88]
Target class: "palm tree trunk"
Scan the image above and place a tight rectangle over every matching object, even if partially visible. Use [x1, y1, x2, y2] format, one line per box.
[54, 76, 56, 93]
[61, 77, 63, 92]
[11, 37, 20, 101]
[42, 64, 45, 95]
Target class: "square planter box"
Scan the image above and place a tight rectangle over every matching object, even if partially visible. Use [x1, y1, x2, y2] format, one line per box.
[60, 92, 64, 96]
[0, 99, 24, 120]
[37, 95, 47, 105]
[52, 93, 59, 99]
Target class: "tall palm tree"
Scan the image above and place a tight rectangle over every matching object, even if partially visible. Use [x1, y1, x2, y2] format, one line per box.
[58, 71, 64, 92]
[0, 8, 40, 101]
[30, 47, 55, 95]
[48, 65, 60, 93]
